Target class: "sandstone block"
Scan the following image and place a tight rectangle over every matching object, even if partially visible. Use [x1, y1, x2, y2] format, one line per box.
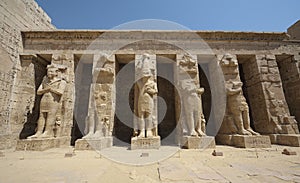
[131, 136, 160, 150]
[269, 134, 300, 147]
[216, 135, 271, 148]
[16, 137, 70, 151]
[180, 136, 215, 149]
[75, 137, 113, 150]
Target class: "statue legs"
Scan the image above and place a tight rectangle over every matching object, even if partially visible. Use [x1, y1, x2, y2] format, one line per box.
[136, 111, 155, 138]
[242, 109, 259, 135]
[232, 111, 251, 135]
[185, 108, 198, 136]
[137, 117, 145, 138]
[93, 113, 103, 137]
[39, 110, 56, 138]
[27, 112, 46, 139]
[145, 115, 153, 137]
[83, 114, 95, 139]
[195, 110, 206, 136]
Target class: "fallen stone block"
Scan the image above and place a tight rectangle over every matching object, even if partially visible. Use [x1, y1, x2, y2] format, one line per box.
[282, 148, 297, 155]
[212, 150, 223, 156]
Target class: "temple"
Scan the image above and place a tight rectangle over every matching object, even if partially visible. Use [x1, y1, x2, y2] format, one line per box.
[1, 0, 300, 151]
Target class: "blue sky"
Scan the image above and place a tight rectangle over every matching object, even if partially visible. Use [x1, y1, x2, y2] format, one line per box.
[36, 0, 300, 32]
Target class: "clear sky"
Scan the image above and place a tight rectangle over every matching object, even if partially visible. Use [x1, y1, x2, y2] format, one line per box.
[36, 0, 300, 32]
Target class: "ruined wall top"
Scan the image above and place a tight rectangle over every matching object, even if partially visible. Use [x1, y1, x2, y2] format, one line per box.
[22, 30, 289, 42]
[288, 20, 300, 40]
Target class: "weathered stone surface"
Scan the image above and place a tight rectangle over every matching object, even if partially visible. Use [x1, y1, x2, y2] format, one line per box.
[218, 54, 261, 140]
[212, 150, 223, 156]
[288, 20, 300, 40]
[1, 1, 300, 151]
[75, 137, 113, 150]
[216, 135, 271, 148]
[282, 148, 297, 155]
[180, 136, 216, 149]
[0, 0, 54, 149]
[133, 54, 159, 138]
[16, 137, 70, 151]
[269, 134, 300, 147]
[131, 136, 160, 150]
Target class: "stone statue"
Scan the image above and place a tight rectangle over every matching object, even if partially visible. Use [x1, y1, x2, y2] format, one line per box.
[134, 74, 158, 138]
[178, 53, 198, 75]
[28, 64, 67, 139]
[225, 79, 259, 135]
[180, 78, 206, 136]
[81, 54, 115, 140]
[133, 54, 158, 138]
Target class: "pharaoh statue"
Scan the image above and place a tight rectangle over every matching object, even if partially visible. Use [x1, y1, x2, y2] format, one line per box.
[180, 78, 206, 137]
[28, 64, 67, 139]
[133, 54, 158, 138]
[176, 53, 206, 137]
[225, 79, 259, 135]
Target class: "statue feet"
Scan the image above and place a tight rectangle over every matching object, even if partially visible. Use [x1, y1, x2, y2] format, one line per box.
[146, 130, 153, 138]
[196, 130, 206, 137]
[132, 130, 139, 137]
[190, 130, 198, 137]
[83, 132, 94, 139]
[39, 131, 54, 138]
[138, 130, 145, 138]
[27, 132, 42, 139]
[246, 128, 260, 135]
[238, 129, 252, 135]
[93, 131, 103, 138]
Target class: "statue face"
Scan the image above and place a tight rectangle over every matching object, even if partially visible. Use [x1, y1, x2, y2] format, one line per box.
[47, 68, 58, 79]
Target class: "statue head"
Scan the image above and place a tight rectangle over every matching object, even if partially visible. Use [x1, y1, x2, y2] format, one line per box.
[142, 53, 150, 61]
[47, 64, 59, 79]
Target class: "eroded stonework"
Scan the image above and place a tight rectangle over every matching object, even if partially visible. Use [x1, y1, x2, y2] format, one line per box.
[1, 9, 300, 150]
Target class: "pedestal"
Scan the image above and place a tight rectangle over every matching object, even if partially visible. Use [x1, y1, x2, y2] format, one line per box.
[269, 134, 300, 147]
[180, 136, 216, 149]
[131, 136, 160, 150]
[16, 137, 70, 151]
[216, 135, 271, 148]
[75, 137, 113, 150]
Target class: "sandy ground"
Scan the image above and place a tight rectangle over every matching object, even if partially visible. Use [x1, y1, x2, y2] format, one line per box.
[0, 145, 300, 183]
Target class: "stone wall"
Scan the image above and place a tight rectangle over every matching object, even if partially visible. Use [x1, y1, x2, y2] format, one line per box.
[276, 55, 300, 131]
[288, 20, 300, 40]
[0, 0, 54, 149]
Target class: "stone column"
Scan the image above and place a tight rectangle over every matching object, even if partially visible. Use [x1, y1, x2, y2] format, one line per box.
[277, 55, 300, 132]
[14, 55, 37, 136]
[243, 54, 299, 146]
[175, 53, 215, 149]
[75, 54, 115, 150]
[11, 55, 46, 149]
[131, 54, 160, 150]
[51, 53, 75, 138]
[216, 54, 271, 148]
